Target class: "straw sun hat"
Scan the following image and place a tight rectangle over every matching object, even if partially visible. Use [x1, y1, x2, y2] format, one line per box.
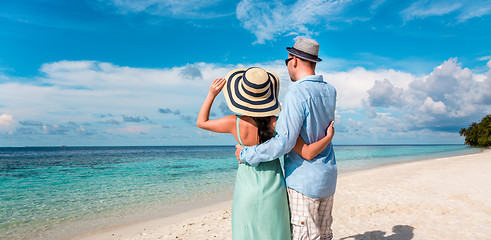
[286, 37, 322, 62]
[223, 67, 281, 117]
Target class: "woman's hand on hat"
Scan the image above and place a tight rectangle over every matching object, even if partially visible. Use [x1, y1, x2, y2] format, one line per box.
[209, 78, 226, 97]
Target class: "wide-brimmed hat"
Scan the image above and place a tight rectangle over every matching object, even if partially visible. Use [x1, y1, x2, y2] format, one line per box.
[223, 67, 281, 117]
[286, 37, 322, 62]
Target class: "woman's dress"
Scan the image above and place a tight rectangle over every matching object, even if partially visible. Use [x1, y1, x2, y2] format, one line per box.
[232, 116, 291, 240]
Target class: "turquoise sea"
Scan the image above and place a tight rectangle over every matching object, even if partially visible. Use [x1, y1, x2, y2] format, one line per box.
[0, 145, 481, 240]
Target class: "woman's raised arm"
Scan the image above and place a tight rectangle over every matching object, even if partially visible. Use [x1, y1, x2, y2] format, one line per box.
[196, 78, 235, 133]
[292, 121, 335, 160]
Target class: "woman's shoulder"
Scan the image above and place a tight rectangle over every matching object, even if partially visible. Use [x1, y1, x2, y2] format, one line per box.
[220, 115, 240, 127]
[224, 115, 238, 120]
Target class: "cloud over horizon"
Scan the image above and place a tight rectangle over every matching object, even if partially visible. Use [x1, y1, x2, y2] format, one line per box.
[317, 58, 491, 142]
[1, 57, 490, 145]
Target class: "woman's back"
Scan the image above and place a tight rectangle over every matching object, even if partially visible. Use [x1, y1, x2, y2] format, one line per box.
[233, 115, 277, 147]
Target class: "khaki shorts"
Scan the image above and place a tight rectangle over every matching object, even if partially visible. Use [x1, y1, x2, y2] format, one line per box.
[287, 188, 334, 240]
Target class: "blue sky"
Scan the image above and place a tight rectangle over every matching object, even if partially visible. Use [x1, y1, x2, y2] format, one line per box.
[1, 0, 491, 146]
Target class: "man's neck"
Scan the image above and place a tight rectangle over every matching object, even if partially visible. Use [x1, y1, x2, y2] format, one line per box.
[295, 70, 316, 81]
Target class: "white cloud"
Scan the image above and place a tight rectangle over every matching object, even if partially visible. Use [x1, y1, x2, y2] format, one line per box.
[0, 60, 293, 145]
[0, 113, 15, 132]
[104, 0, 228, 18]
[3, 60, 294, 122]
[420, 97, 447, 115]
[322, 67, 415, 109]
[101, 0, 490, 45]
[42, 123, 69, 135]
[364, 58, 491, 130]
[478, 56, 491, 61]
[401, 0, 462, 21]
[456, 1, 491, 22]
[235, 0, 491, 44]
[400, 0, 491, 22]
[109, 125, 159, 134]
[408, 58, 488, 119]
[367, 79, 403, 107]
[236, 0, 356, 43]
[314, 57, 491, 141]
[369, 0, 386, 11]
[2, 58, 491, 145]
[415, 58, 470, 102]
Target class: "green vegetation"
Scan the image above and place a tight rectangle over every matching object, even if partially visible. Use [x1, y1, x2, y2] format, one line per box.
[459, 115, 491, 147]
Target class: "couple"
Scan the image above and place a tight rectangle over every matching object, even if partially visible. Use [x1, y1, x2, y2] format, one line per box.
[197, 37, 337, 240]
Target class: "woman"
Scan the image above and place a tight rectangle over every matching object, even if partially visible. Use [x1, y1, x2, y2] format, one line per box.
[197, 67, 334, 239]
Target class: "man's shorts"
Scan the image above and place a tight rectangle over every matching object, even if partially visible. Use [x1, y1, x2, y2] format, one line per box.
[287, 188, 334, 240]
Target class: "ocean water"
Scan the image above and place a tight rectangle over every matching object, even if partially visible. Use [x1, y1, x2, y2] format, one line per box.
[0, 145, 480, 240]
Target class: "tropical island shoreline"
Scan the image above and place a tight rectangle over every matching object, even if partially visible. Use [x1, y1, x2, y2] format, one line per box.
[68, 148, 491, 240]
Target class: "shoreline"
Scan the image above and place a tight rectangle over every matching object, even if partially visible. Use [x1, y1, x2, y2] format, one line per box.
[338, 146, 485, 175]
[53, 192, 234, 240]
[70, 148, 491, 240]
[69, 199, 234, 240]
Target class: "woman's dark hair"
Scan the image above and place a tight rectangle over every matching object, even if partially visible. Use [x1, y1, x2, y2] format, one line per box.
[252, 116, 274, 144]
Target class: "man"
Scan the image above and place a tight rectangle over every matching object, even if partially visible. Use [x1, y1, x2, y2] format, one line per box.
[235, 37, 337, 240]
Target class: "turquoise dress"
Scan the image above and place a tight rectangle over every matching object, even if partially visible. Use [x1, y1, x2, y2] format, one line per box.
[232, 116, 291, 240]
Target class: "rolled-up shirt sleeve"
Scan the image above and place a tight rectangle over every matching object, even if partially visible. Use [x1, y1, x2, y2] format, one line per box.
[239, 88, 305, 167]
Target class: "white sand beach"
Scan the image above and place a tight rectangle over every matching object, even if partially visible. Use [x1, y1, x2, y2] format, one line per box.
[72, 149, 491, 240]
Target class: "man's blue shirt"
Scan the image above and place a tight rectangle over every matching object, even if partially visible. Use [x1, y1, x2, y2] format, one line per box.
[239, 75, 337, 198]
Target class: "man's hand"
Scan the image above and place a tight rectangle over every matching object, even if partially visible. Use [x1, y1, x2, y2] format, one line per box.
[235, 144, 244, 163]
